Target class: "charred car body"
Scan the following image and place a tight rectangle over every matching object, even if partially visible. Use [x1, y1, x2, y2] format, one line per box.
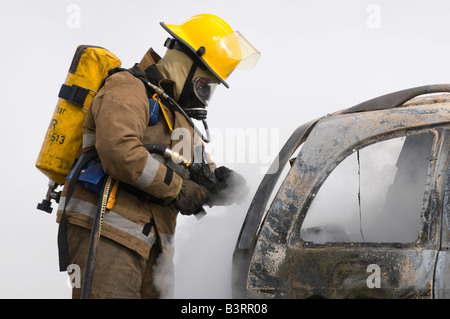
[233, 85, 450, 298]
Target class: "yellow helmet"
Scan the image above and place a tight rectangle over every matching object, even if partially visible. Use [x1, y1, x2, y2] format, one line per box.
[160, 14, 260, 88]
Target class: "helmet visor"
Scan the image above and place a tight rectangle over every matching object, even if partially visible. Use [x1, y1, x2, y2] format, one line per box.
[192, 77, 219, 106]
[208, 31, 261, 70]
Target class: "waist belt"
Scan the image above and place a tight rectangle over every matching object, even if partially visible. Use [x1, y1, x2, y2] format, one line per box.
[119, 183, 173, 207]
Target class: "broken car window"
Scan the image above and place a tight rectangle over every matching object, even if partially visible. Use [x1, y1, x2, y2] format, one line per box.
[300, 131, 436, 244]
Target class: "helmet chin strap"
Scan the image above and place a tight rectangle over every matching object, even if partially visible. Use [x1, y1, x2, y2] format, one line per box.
[174, 57, 211, 142]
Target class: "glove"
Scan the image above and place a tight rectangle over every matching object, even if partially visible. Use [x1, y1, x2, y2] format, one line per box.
[173, 179, 210, 215]
[208, 166, 249, 206]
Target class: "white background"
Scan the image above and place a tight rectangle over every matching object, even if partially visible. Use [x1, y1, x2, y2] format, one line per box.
[1, 0, 450, 298]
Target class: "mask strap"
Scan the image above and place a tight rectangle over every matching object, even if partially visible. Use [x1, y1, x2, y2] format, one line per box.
[177, 59, 198, 106]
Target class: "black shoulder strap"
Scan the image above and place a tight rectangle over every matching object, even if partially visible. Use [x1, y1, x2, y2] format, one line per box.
[144, 64, 164, 85]
[130, 65, 156, 98]
[98, 66, 157, 99]
[97, 67, 130, 92]
[99, 63, 176, 102]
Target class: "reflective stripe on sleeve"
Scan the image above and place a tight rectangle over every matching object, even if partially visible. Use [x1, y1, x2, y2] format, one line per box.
[130, 153, 160, 190]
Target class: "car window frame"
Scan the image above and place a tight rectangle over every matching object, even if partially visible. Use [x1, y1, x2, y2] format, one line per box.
[289, 126, 446, 249]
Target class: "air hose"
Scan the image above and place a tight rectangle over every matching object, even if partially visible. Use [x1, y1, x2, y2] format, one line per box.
[141, 77, 211, 143]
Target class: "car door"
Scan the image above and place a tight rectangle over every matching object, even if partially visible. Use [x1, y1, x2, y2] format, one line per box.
[243, 105, 450, 299]
[289, 129, 447, 298]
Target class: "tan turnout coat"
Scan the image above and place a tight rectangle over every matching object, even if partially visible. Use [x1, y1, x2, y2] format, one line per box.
[57, 49, 209, 258]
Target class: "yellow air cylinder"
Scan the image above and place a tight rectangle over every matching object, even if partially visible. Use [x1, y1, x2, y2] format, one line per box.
[36, 45, 121, 185]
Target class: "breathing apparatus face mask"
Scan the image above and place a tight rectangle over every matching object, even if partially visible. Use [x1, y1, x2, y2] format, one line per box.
[193, 77, 218, 105]
[179, 66, 220, 120]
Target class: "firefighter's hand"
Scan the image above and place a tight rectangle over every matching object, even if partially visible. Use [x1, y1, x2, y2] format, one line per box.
[208, 166, 249, 206]
[173, 179, 210, 215]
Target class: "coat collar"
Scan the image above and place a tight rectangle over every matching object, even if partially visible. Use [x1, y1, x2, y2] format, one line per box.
[136, 48, 176, 98]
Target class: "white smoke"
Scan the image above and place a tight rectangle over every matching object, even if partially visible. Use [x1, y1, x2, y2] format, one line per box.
[152, 239, 176, 299]
[157, 123, 277, 298]
[170, 204, 252, 298]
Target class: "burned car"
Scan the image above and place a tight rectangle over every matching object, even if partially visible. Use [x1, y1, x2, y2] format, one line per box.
[232, 85, 450, 298]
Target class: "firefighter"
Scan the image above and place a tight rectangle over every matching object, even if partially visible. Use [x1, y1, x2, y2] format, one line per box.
[56, 13, 260, 298]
